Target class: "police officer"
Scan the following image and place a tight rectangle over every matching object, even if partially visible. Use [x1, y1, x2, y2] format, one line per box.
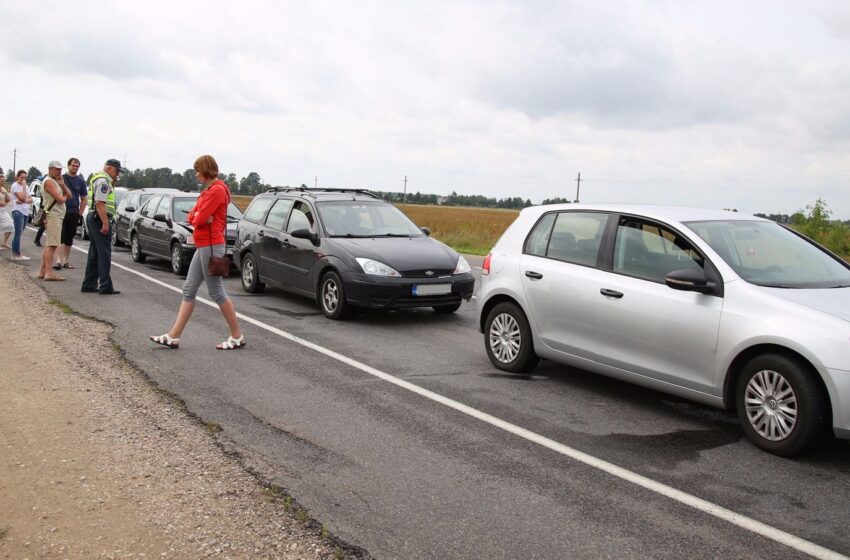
[81, 158, 124, 295]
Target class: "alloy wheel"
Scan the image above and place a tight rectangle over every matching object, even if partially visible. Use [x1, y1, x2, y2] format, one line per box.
[744, 369, 798, 441]
[488, 312, 521, 364]
[242, 258, 255, 287]
[323, 278, 339, 313]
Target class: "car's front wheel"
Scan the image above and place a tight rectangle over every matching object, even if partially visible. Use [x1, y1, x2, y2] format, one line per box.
[240, 252, 265, 293]
[171, 243, 188, 275]
[736, 353, 828, 456]
[130, 233, 146, 263]
[484, 302, 538, 373]
[319, 270, 350, 320]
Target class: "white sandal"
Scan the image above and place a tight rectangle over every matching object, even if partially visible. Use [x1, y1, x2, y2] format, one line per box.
[150, 333, 180, 348]
[216, 335, 245, 350]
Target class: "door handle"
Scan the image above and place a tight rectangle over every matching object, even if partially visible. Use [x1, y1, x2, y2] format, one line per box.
[257, 230, 265, 237]
[282, 238, 290, 246]
[600, 288, 624, 299]
[525, 271, 543, 280]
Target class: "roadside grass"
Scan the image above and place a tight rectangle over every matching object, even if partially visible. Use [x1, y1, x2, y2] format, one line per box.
[0, 527, 7, 540]
[204, 421, 223, 434]
[48, 298, 74, 314]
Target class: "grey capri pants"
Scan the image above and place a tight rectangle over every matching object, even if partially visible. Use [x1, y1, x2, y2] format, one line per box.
[182, 244, 229, 304]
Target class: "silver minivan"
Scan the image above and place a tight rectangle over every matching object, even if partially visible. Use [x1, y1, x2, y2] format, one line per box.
[477, 204, 850, 455]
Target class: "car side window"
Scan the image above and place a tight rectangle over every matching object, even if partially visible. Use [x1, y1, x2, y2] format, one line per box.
[287, 201, 315, 232]
[243, 198, 274, 224]
[524, 213, 557, 256]
[545, 212, 608, 266]
[140, 196, 162, 218]
[157, 196, 171, 219]
[613, 218, 704, 283]
[265, 199, 294, 231]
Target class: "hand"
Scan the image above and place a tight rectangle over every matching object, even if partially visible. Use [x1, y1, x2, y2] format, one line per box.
[100, 226, 109, 235]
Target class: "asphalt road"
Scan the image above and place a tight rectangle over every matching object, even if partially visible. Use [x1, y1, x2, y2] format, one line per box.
[15, 226, 850, 560]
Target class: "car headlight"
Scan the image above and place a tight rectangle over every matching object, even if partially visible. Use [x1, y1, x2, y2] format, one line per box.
[186, 234, 195, 245]
[356, 258, 401, 277]
[454, 255, 471, 274]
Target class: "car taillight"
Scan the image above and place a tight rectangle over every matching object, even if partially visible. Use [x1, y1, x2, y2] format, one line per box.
[482, 253, 492, 276]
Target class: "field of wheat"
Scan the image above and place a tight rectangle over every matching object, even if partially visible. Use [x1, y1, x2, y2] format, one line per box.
[396, 204, 518, 255]
[232, 196, 520, 255]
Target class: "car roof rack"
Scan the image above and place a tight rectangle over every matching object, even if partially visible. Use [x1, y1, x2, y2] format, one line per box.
[265, 186, 384, 200]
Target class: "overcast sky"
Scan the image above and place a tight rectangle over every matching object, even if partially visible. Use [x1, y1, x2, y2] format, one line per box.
[2, 1, 850, 217]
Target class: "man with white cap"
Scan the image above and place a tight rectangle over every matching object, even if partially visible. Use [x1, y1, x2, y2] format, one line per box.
[81, 158, 124, 295]
[37, 160, 70, 281]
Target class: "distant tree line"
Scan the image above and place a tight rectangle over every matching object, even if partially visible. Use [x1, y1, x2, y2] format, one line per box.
[372, 190, 534, 209]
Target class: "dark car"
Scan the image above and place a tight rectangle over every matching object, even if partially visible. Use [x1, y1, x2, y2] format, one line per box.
[129, 192, 243, 275]
[112, 188, 179, 247]
[234, 188, 475, 319]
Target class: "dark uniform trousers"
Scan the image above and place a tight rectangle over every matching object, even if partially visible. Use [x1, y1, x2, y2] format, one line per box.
[82, 212, 114, 293]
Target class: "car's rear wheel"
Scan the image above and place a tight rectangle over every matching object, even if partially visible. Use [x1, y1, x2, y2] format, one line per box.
[433, 302, 461, 314]
[171, 243, 188, 275]
[130, 233, 146, 263]
[240, 252, 265, 293]
[736, 353, 828, 456]
[484, 302, 538, 373]
[319, 270, 350, 320]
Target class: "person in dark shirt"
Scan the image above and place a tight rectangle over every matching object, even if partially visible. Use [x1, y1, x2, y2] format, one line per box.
[54, 157, 87, 269]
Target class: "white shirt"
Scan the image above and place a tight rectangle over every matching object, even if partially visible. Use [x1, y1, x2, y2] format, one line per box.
[11, 183, 30, 215]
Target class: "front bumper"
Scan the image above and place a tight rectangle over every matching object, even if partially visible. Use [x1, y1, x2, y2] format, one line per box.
[341, 271, 475, 309]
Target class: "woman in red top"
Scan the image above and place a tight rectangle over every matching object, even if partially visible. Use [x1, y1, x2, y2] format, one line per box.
[150, 155, 244, 350]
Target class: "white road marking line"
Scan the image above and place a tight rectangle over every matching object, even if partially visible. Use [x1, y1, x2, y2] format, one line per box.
[69, 242, 846, 560]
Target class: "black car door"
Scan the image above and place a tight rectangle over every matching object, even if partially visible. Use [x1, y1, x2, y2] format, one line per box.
[136, 195, 163, 253]
[258, 199, 293, 282]
[282, 201, 320, 292]
[150, 195, 172, 257]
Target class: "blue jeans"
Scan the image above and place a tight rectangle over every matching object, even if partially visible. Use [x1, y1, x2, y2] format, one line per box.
[11, 210, 27, 254]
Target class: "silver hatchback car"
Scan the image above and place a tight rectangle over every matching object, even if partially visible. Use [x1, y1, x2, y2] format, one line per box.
[477, 204, 850, 456]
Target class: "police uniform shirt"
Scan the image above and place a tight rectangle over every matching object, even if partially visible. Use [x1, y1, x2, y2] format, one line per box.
[92, 177, 111, 214]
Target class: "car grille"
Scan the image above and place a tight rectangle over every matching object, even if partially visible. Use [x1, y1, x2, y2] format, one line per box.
[402, 268, 454, 278]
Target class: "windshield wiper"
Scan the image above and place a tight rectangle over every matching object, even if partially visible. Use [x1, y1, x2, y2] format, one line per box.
[829, 284, 850, 288]
[372, 233, 412, 237]
[330, 234, 374, 238]
[759, 284, 798, 289]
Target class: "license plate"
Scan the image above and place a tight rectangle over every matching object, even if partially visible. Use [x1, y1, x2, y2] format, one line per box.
[413, 283, 451, 296]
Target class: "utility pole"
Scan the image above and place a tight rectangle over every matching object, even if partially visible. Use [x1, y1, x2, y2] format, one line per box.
[12, 148, 17, 173]
[403, 175, 407, 203]
[574, 172, 581, 203]
[314, 176, 317, 188]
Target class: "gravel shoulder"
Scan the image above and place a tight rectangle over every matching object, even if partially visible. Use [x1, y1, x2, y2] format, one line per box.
[0, 259, 348, 559]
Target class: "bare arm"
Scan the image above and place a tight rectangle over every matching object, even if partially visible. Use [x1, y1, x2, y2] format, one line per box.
[44, 178, 68, 203]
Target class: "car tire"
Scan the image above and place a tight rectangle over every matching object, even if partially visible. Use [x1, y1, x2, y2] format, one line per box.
[433, 302, 462, 314]
[735, 353, 828, 456]
[319, 270, 350, 320]
[130, 233, 146, 263]
[111, 226, 123, 247]
[240, 252, 265, 293]
[171, 242, 188, 275]
[484, 301, 539, 373]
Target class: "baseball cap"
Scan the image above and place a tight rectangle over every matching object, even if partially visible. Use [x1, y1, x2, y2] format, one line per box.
[105, 158, 127, 173]
[48, 160, 64, 169]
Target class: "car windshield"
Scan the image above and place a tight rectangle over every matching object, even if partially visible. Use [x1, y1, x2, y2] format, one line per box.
[171, 198, 243, 223]
[684, 219, 850, 288]
[317, 201, 424, 237]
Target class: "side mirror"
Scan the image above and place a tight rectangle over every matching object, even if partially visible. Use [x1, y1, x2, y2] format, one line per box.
[153, 213, 167, 223]
[290, 228, 320, 246]
[125, 206, 135, 213]
[665, 268, 715, 294]
[420, 227, 431, 236]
